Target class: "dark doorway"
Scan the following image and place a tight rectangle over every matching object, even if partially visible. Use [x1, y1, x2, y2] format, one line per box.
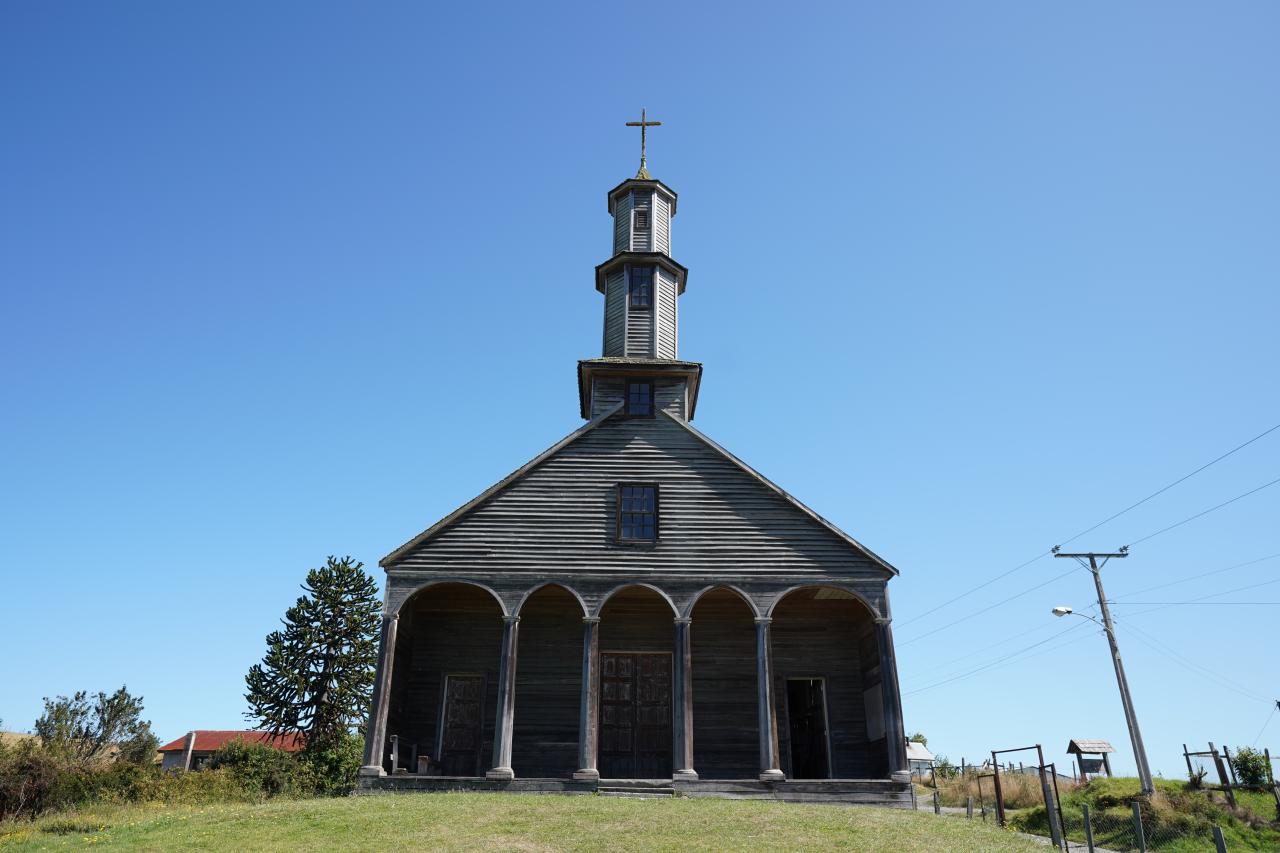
[599, 652, 672, 778]
[438, 674, 485, 776]
[785, 678, 830, 779]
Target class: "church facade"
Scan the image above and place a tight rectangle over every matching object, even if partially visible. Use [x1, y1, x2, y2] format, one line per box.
[359, 151, 910, 803]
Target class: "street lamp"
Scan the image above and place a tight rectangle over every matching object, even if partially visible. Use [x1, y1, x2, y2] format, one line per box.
[1048, 555, 1155, 796]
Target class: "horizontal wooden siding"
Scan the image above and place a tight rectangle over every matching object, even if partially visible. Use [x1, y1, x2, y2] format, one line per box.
[391, 415, 883, 578]
[602, 270, 626, 357]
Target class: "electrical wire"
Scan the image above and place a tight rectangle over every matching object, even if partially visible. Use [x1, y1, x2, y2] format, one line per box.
[1110, 576, 1280, 618]
[901, 619, 1094, 696]
[1253, 705, 1278, 747]
[1111, 619, 1271, 703]
[1111, 552, 1280, 600]
[906, 602, 1101, 679]
[1125, 475, 1280, 547]
[897, 565, 1080, 647]
[896, 420, 1280, 632]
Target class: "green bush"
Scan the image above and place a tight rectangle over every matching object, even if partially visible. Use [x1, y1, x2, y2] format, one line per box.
[298, 733, 363, 794]
[1, 736, 332, 823]
[206, 740, 318, 797]
[0, 741, 66, 820]
[1230, 747, 1270, 788]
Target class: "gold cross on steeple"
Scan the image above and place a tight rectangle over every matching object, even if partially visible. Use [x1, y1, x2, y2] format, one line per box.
[625, 108, 662, 180]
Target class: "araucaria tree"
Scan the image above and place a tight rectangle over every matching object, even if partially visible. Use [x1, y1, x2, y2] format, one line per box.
[245, 556, 381, 754]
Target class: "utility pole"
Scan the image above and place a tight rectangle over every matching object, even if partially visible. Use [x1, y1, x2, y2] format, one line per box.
[1054, 548, 1155, 795]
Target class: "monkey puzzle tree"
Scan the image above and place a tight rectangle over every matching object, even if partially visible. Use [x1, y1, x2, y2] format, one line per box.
[245, 556, 381, 757]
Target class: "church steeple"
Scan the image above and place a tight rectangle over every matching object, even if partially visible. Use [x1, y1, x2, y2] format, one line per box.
[597, 177, 684, 359]
[577, 114, 702, 421]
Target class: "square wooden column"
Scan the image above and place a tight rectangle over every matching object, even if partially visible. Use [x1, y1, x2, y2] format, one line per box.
[876, 618, 909, 781]
[672, 616, 697, 781]
[755, 617, 786, 782]
[486, 615, 520, 780]
[359, 613, 398, 778]
[573, 617, 601, 780]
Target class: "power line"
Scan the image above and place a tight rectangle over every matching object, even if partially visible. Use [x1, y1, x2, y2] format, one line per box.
[896, 419, 1280, 632]
[901, 620, 1094, 696]
[1113, 619, 1271, 703]
[1058, 418, 1280, 546]
[1254, 703, 1279, 747]
[898, 565, 1079, 647]
[1111, 576, 1280, 618]
[1112, 601, 1280, 606]
[1125, 475, 1280, 547]
[895, 551, 1053, 631]
[907, 604, 1098, 678]
[1111, 551, 1280, 600]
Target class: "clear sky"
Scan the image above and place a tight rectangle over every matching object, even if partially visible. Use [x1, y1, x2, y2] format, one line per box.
[2, 2, 1277, 778]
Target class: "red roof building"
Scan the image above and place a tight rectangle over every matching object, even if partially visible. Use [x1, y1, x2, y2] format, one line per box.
[158, 730, 304, 770]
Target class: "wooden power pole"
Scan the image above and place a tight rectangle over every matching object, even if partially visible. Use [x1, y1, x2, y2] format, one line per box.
[1054, 548, 1155, 795]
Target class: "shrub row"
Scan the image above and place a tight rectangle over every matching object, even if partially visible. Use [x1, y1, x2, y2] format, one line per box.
[0, 735, 361, 822]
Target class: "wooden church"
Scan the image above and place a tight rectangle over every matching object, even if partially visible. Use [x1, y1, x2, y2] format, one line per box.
[359, 122, 911, 804]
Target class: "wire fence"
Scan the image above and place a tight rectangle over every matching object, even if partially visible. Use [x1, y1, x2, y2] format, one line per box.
[1055, 799, 1237, 852]
[917, 739, 1280, 851]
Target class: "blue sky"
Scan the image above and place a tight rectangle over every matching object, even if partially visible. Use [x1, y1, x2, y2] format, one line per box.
[2, 2, 1277, 777]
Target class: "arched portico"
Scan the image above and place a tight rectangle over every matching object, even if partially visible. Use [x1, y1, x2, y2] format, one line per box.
[511, 585, 583, 778]
[362, 577, 905, 788]
[683, 583, 761, 619]
[690, 588, 758, 778]
[376, 582, 507, 777]
[769, 585, 906, 780]
[593, 581, 679, 619]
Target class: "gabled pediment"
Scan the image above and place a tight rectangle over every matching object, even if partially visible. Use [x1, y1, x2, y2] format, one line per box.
[382, 408, 896, 578]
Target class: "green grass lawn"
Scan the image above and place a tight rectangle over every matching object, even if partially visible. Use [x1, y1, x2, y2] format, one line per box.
[0, 792, 1047, 852]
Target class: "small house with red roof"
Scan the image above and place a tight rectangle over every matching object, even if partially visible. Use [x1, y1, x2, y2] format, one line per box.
[158, 730, 304, 771]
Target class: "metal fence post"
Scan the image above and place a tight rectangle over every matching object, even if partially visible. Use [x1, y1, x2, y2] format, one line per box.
[992, 752, 1006, 826]
[1036, 745, 1064, 851]
[1131, 800, 1146, 853]
[1212, 824, 1228, 853]
[1266, 748, 1280, 819]
[1082, 803, 1095, 853]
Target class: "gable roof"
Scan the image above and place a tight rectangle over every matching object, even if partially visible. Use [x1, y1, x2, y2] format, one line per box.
[1067, 739, 1116, 754]
[906, 741, 935, 762]
[157, 730, 304, 753]
[381, 405, 897, 576]
[660, 412, 898, 576]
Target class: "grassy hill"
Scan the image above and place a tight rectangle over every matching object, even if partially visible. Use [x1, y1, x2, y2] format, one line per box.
[0, 791, 1045, 851]
[1010, 777, 1280, 852]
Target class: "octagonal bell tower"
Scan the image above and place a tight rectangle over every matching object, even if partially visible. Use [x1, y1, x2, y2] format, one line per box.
[578, 114, 701, 421]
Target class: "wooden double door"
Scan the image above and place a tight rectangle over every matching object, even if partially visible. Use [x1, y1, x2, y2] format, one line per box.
[599, 652, 672, 779]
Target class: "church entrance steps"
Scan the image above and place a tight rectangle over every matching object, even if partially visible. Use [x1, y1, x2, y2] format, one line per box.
[355, 776, 596, 795]
[598, 779, 676, 798]
[674, 778, 914, 808]
[357, 775, 912, 807]
[598, 787, 676, 798]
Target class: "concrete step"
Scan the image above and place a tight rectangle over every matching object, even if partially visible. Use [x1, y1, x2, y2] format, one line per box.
[597, 779, 675, 789]
[599, 786, 675, 799]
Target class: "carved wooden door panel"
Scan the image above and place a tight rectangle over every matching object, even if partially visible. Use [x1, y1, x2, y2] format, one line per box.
[439, 674, 484, 777]
[599, 652, 672, 778]
[634, 653, 673, 778]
